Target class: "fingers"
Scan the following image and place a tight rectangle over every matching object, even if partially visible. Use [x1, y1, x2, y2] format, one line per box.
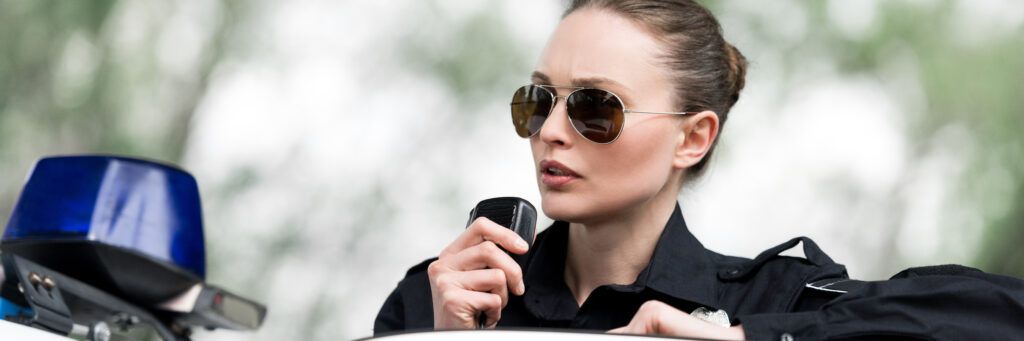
[608, 301, 745, 340]
[443, 240, 526, 295]
[607, 325, 631, 334]
[464, 290, 503, 328]
[435, 286, 503, 329]
[441, 217, 530, 258]
[430, 217, 532, 330]
[434, 268, 510, 308]
[607, 316, 649, 335]
[609, 300, 664, 335]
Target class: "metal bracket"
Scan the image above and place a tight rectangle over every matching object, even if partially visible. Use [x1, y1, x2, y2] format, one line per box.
[0, 253, 189, 340]
[1, 253, 74, 334]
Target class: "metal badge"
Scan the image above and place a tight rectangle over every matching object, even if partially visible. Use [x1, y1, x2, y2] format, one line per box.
[689, 307, 731, 327]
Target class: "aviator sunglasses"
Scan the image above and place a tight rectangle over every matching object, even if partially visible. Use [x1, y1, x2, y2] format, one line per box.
[510, 84, 699, 144]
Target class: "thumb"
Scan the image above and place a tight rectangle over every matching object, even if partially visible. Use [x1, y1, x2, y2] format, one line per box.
[607, 325, 636, 334]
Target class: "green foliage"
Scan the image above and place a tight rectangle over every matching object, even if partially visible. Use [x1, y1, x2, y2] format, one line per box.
[397, 1, 532, 109]
[699, 0, 1024, 276]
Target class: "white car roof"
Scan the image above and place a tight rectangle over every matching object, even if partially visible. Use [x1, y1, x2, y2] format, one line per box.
[0, 319, 74, 340]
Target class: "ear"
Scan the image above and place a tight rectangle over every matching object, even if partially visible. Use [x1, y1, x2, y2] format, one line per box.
[672, 110, 719, 170]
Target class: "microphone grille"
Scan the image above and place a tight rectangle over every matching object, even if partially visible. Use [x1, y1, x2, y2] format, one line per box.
[475, 199, 518, 228]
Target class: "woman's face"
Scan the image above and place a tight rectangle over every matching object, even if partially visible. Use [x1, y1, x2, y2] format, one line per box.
[530, 8, 692, 223]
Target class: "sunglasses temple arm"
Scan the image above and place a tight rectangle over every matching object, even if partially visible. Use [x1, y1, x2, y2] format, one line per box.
[623, 109, 699, 115]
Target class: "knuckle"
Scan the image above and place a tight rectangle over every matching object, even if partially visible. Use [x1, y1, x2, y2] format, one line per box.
[508, 263, 523, 280]
[434, 273, 453, 289]
[481, 240, 499, 250]
[427, 260, 445, 277]
[498, 285, 509, 298]
[442, 300, 459, 314]
[479, 241, 501, 256]
[487, 294, 502, 308]
[498, 290, 510, 307]
[469, 218, 490, 232]
[440, 291, 461, 310]
[640, 300, 664, 313]
[489, 268, 507, 283]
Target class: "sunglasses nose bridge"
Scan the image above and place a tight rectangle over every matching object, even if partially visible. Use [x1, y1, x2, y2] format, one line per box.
[551, 95, 568, 114]
[536, 94, 578, 144]
[537, 85, 568, 118]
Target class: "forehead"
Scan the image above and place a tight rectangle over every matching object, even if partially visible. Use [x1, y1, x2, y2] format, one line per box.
[534, 8, 668, 90]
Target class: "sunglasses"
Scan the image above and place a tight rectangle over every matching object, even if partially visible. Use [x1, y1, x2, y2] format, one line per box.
[510, 84, 699, 144]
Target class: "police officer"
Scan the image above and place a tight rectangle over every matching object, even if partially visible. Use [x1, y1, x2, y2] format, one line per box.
[375, 1, 1024, 339]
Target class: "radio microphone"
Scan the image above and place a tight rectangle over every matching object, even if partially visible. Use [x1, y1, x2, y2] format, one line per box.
[465, 197, 537, 328]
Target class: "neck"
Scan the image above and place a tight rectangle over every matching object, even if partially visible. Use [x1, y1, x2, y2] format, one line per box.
[563, 186, 680, 307]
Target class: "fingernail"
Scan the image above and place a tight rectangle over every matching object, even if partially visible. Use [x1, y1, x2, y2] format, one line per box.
[515, 239, 528, 250]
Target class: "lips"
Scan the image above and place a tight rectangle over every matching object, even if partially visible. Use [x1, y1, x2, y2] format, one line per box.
[539, 160, 580, 188]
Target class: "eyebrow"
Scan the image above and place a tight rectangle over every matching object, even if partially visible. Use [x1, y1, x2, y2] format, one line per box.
[530, 71, 627, 90]
[530, 71, 635, 105]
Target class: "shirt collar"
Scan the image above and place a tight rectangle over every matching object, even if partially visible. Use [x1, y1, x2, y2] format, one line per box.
[635, 203, 721, 308]
[521, 202, 722, 320]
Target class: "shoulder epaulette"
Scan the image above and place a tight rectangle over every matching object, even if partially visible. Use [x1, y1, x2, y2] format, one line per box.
[719, 236, 838, 281]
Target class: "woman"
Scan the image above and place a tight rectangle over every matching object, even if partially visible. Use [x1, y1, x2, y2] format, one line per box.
[375, 1, 1024, 340]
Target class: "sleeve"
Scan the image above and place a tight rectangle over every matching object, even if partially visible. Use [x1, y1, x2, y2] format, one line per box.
[373, 286, 406, 335]
[738, 267, 1024, 341]
[373, 258, 437, 336]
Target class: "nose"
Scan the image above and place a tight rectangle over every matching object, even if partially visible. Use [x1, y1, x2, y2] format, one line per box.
[538, 94, 576, 148]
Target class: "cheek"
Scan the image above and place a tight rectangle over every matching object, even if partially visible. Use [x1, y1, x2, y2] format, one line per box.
[529, 138, 545, 164]
[598, 130, 676, 194]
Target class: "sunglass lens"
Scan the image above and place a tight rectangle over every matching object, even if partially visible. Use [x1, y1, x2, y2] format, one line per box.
[511, 85, 553, 138]
[566, 88, 624, 143]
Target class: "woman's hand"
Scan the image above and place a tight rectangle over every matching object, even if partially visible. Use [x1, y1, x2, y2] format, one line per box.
[428, 217, 530, 329]
[609, 300, 745, 340]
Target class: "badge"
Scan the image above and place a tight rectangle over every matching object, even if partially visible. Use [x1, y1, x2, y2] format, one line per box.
[689, 307, 730, 327]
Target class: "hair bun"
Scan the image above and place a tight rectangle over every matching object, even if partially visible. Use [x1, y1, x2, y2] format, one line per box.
[723, 42, 747, 107]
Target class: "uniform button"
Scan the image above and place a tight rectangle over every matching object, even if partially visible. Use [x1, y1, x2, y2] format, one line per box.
[728, 269, 740, 275]
[780, 332, 794, 341]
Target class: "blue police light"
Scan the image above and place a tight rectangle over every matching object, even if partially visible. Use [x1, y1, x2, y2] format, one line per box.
[1, 155, 265, 338]
[2, 155, 207, 303]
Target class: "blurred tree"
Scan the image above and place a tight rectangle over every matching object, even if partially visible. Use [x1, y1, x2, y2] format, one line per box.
[702, 0, 1024, 277]
[0, 0, 250, 222]
[802, 1, 1024, 278]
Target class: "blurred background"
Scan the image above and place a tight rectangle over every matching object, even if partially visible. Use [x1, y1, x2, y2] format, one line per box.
[1, 0, 1022, 339]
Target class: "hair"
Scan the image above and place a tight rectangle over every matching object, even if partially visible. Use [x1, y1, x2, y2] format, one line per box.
[563, 0, 748, 181]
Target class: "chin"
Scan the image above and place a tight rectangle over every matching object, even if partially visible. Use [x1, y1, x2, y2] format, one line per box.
[540, 190, 593, 222]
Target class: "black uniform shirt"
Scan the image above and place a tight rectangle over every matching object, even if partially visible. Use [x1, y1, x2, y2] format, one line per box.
[374, 203, 1024, 340]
